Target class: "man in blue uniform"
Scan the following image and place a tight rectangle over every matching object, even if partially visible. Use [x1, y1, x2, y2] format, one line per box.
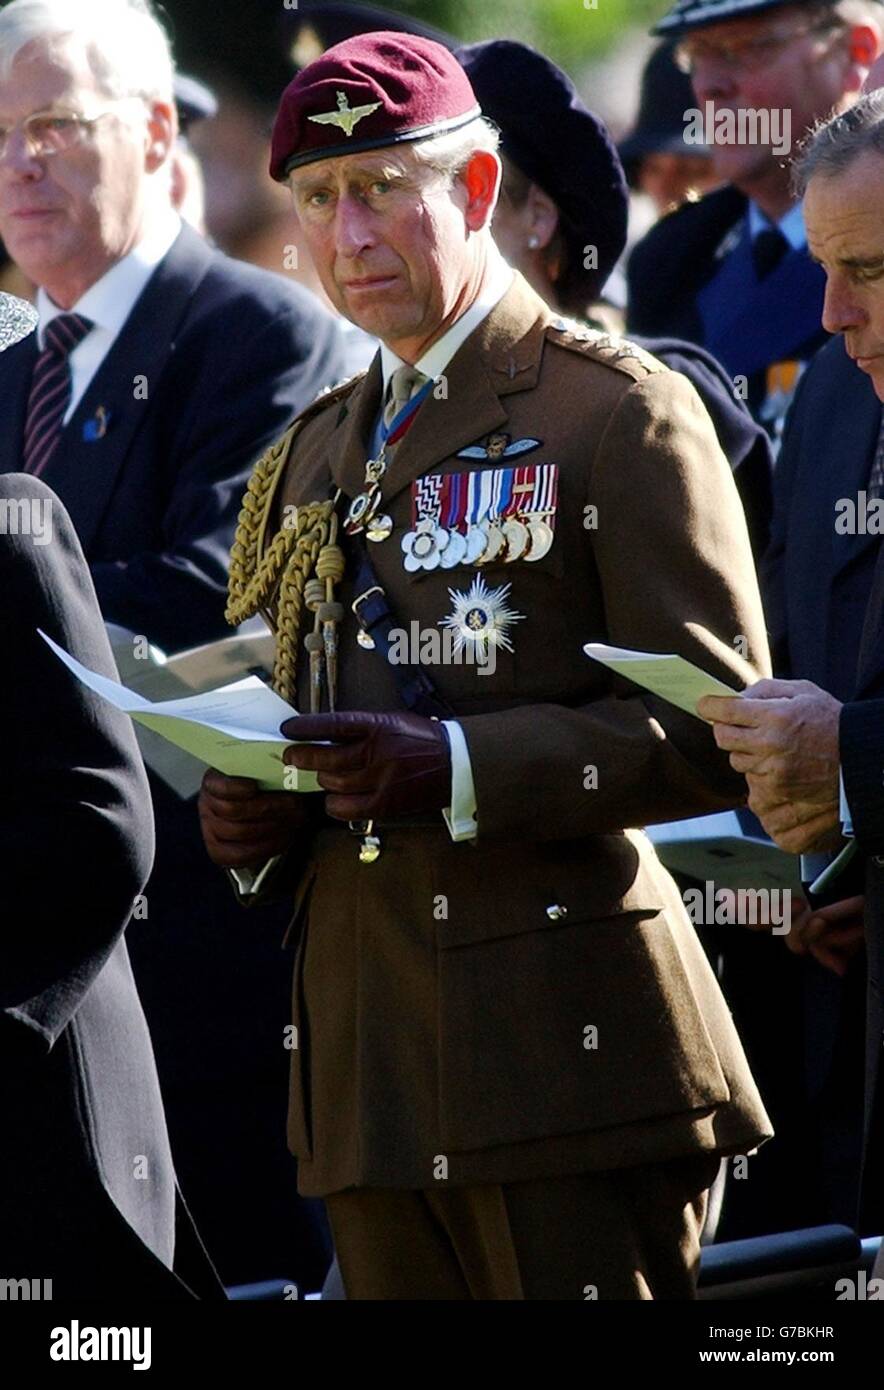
[628, 0, 882, 444]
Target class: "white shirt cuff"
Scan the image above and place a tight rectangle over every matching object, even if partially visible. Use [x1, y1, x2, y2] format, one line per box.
[839, 768, 854, 837]
[230, 855, 282, 896]
[441, 720, 478, 842]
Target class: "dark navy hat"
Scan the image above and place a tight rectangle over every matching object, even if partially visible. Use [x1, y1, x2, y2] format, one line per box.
[455, 39, 628, 305]
[174, 73, 219, 135]
[619, 41, 709, 180]
[654, 0, 839, 37]
[284, 0, 455, 62]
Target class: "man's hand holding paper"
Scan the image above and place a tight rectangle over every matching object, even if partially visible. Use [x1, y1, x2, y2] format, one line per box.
[697, 679, 842, 855]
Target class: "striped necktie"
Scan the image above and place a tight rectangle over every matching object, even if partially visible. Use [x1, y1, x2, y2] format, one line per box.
[869, 410, 884, 501]
[23, 312, 93, 477]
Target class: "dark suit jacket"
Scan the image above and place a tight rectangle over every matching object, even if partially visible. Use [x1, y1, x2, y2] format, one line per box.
[840, 543, 884, 1233]
[0, 224, 346, 653]
[0, 475, 222, 1299]
[627, 186, 828, 426]
[234, 275, 774, 1197]
[762, 336, 883, 700]
[627, 186, 750, 345]
[738, 335, 882, 1233]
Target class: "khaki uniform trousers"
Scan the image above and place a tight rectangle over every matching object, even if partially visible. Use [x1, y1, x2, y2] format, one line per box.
[324, 1152, 720, 1300]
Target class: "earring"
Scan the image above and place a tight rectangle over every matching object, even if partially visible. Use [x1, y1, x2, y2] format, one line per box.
[528, 235, 540, 250]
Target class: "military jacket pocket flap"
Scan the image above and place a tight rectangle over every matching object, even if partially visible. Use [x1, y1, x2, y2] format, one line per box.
[436, 908, 731, 1153]
[434, 834, 664, 950]
[435, 897, 660, 949]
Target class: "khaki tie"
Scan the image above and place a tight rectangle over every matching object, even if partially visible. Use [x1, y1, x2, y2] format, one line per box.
[383, 363, 427, 434]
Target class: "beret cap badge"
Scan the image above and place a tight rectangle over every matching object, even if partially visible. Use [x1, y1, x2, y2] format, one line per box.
[308, 90, 383, 138]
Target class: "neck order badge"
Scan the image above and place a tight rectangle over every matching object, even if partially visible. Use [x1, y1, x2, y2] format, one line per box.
[343, 375, 435, 543]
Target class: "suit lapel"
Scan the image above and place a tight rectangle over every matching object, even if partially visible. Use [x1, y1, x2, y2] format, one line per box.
[40, 225, 215, 554]
[832, 386, 883, 581]
[326, 274, 550, 509]
[326, 352, 384, 503]
[854, 540, 884, 698]
[0, 334, 37, 473]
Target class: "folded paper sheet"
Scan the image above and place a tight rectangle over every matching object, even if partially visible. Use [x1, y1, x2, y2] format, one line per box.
[40, 630, 319, 792]
[583, 642, 737, 716]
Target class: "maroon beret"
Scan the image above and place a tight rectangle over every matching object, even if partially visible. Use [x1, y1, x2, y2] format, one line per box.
[270, 30, 482, 182]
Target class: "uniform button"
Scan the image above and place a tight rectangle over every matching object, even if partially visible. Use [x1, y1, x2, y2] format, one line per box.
[546, 904, 568, 922]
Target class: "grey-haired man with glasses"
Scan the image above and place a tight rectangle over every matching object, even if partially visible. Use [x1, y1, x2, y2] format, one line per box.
[629, 1, 882, 444]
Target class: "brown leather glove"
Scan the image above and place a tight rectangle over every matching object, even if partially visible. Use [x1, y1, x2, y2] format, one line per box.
[281, 710, 452, 822]
[198, 770, 316, 869]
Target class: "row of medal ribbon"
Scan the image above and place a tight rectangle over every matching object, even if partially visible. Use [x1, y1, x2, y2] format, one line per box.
[400, 462, 559, 572]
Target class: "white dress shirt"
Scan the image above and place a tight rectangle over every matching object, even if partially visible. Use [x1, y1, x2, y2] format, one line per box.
[36, 207, 181, 423]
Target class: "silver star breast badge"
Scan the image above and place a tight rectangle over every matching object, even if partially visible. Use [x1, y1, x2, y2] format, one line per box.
[439, 576, 525, 656]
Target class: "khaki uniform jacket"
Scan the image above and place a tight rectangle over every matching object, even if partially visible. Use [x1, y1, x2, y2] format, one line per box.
[241, 273, 774, 1197]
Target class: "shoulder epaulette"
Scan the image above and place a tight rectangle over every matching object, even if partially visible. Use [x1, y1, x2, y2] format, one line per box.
[546, 318, 667, 382]
[258, 371, 367, 473]
[303, 370, 367, 420]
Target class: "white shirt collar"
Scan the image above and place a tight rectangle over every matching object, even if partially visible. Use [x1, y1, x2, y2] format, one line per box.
[379, 244, 515, 395]
[36, 208, 181, 346]
[747, 199, 806, 252]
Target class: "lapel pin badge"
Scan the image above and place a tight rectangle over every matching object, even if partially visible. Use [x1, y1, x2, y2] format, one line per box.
[83, 405, 111, 442]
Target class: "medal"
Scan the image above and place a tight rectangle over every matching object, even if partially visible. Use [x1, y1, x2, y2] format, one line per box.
[346, 381, 432, 537]
[404, 461, 559, 571]
[439, 529, 467, 569]
[475, 466, 513, 565]
[403, 476, 450, 572]
[524, 517, 554, 561]
[344, 483, 381, 535]
[440, 575, 525, 657]
[521, 464, 560, 562]
[464, 525, 487, 564]
[402, 518, 448, 572]
[502, 518, 529, 562]
[476, 520, 506, 565]
[366, 513, 393, 543]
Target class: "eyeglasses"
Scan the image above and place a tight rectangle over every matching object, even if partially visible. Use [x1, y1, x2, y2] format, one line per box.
[0, 107, 121, 160]
[674, 20, 844, 76]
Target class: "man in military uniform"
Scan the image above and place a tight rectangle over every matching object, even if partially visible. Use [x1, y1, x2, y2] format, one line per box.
[200, 31, 774, 1300]
[628, 0, 883, 443]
